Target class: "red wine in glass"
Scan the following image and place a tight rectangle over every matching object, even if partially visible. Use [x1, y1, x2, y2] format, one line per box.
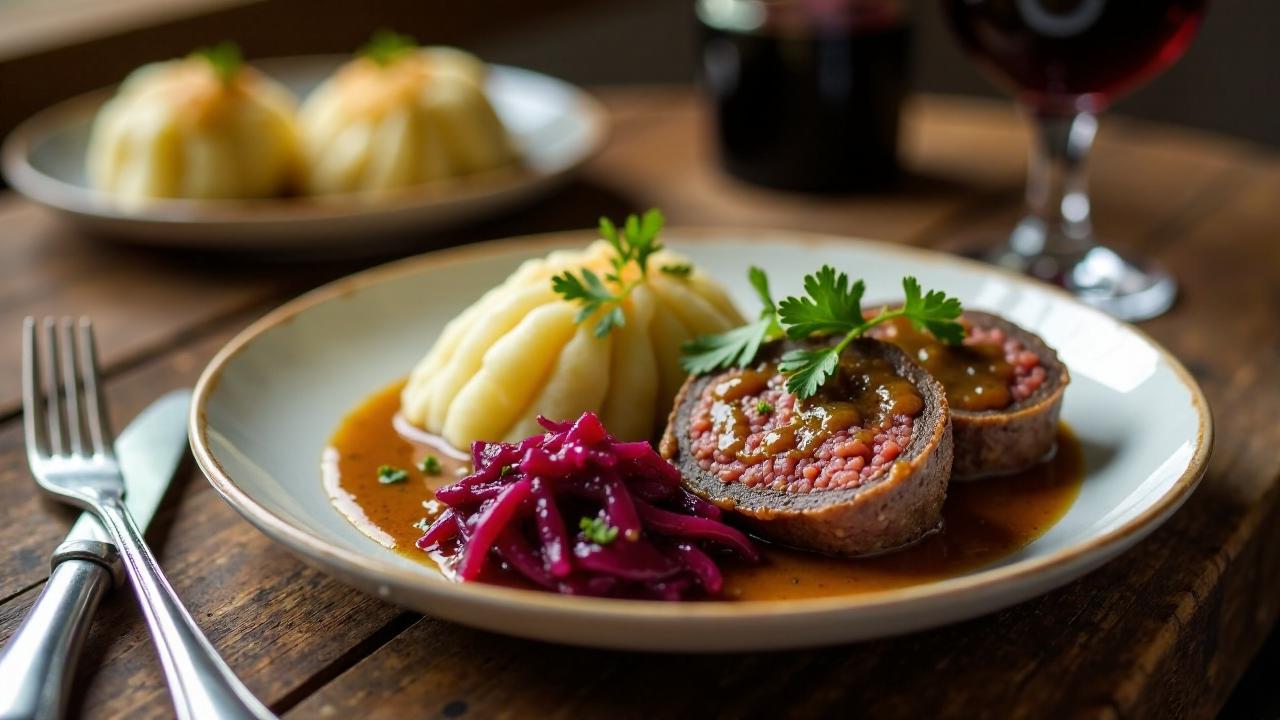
[946, 0, 1206, 113]
[942, 0, 1208, 320]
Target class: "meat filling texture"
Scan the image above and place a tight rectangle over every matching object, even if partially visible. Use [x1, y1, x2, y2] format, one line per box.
[687, 355, 923, 494]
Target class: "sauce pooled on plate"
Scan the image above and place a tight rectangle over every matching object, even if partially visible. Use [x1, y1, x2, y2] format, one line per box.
[325, 381, 1083, 600]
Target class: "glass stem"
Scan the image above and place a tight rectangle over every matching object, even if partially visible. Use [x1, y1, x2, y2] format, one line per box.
[1010, 110, 1098, 260]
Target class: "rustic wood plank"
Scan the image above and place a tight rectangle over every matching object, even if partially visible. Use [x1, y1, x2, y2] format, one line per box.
[0, 199, 339, 420]
[1, 91, 1277, 719]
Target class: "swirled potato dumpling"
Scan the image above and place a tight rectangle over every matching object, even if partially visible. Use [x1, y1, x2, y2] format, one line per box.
[297, 42, 516, 196]
[86, 46, 300, 206]
[402, 240, 743, 448]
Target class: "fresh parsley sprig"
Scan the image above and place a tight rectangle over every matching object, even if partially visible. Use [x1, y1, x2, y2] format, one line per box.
[779, 273, 963, 397]
[191, 41, 242, 85]
[551, 210, 666, 338]
[361, 29, 417, 66]
[551, 268, 625, 337]
[899, 276, 966, 345]
[681, 268, 964, 399]
[777, 266, 866, 339]
[681, 266, 783, 374]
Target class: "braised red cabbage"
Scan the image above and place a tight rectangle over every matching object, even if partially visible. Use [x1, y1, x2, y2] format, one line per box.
[417, 412, 758, 599]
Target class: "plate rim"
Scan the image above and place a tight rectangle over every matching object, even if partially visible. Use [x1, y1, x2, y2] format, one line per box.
[189, 227, 1213, 621]
[0, 58, 609, 227]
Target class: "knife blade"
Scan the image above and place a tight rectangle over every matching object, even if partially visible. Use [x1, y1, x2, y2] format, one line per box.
[62, 390, 192, 545]
[0, 389, 191, 720]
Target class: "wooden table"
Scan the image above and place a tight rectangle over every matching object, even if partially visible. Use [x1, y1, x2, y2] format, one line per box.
[1, 88, 1277, 719]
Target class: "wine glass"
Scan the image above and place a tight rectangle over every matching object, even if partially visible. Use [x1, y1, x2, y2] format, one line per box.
[942, 0, 1208, 321]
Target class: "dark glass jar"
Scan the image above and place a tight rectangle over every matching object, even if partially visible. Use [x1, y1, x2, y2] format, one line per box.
[697, 0, 911, 192]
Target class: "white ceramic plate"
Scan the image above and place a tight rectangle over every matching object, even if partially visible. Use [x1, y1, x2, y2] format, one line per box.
[190, 229, 1211, 651]
[1, 56, 607, 254]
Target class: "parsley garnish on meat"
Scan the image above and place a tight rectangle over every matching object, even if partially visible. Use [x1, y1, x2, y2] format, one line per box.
[418, 455, 442, 475]
[681, 266, 784, 374]
[682, 269, 963, 399]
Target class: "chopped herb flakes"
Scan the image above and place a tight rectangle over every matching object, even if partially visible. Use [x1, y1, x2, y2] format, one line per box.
[377, 465, 409, 485]
[579, 516, 620, 545]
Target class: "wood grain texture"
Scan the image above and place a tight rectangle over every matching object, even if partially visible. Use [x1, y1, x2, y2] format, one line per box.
[0, 310, 412, 718]
[0, 90, 1277, 719]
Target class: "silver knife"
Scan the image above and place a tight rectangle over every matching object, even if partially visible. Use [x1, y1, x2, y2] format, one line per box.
[0, 389, 191, 720]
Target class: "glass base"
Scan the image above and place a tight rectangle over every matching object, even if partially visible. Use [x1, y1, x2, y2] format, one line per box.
[986, 241, 1177, 322]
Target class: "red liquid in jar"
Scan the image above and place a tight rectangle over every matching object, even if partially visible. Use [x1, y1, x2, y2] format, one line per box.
[699, 0, 911, 192]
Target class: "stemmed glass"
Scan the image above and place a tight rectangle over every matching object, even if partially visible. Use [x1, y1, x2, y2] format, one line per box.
[942, 0, 1208, 321]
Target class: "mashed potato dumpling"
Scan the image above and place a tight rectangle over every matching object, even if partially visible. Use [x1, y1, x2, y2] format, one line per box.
[86, 46, 300, 205]
[298, 42, 516, 196]
[402, 239, 743, 448]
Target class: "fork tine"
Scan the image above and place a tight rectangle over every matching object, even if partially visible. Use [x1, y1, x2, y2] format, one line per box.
[77, 318, 114, 457]
[42, 318, 66, 456]
[21, 318, 50, 460]
[59, 318, 85, 456]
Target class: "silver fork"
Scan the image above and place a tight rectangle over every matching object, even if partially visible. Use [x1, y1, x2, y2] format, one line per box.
[22, 317, 274, 720]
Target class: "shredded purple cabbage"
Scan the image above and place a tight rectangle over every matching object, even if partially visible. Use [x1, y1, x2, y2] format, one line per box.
[417, 412, 758, 600]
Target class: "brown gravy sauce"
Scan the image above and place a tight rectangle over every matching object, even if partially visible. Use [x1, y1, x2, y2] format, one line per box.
[709, 356, 923, 464]
[872, 316, 1013, 411]
[325, 381, 1083, 601]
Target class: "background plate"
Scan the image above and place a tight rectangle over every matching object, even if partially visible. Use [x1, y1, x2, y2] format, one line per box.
[191, 229, 1211, 651]
[1, 56, 607, 253]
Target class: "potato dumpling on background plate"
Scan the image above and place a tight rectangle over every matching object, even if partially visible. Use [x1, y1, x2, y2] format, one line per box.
[3, 44, 605, 251]
[298, 33, 518, 196]
[85, 43, 300, 206]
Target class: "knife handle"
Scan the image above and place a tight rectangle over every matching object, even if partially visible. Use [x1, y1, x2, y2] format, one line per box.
[0, 541, 120, 720]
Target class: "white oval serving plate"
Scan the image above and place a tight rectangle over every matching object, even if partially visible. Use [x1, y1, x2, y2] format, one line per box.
[1, 56, 607, 253]
[191, 229, 1211, 651]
